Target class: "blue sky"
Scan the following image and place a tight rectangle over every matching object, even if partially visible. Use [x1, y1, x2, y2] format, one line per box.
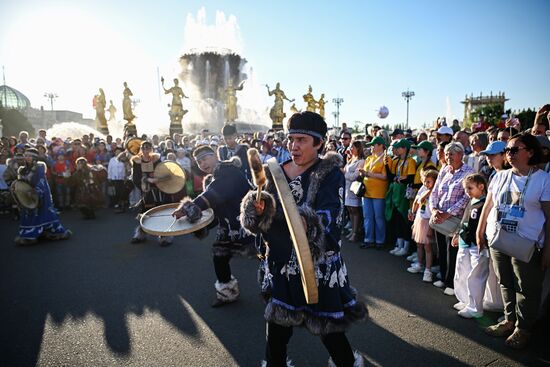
[1, 0, 549, 130]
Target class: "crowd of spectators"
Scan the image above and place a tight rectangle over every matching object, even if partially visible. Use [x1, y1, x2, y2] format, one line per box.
[1, 104, 549, 350]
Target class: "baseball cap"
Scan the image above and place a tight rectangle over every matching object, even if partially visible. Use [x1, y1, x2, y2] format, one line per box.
[479, 141, 506, 155]
[390, 128, 404, 136]
[392, 138, 411, 149]
[436, 126, 454, 136]
[412, 141, 433, 151]
[365, 136, 387, 147]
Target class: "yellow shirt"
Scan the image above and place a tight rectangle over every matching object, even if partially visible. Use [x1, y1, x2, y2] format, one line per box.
[414, 160, 437, 185]
[388, 156, 417, 180]
[363, 153, 388, 199]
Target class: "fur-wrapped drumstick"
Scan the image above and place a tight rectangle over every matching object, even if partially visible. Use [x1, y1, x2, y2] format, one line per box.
[247, 148, 266, 202]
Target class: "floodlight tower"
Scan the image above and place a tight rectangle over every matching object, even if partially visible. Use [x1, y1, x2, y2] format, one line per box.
[44, 92, 58, 111]
[401, 89, 415, 129]
[332, 97, 344, 128]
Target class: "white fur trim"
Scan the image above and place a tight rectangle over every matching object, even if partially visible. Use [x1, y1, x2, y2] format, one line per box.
[214, 277, 240, 302]
[328, 350, 365, 367]
[259, 358, 294, 367]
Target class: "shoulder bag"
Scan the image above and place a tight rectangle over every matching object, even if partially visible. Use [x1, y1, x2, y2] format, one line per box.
[489, 169, 537, 263]
[429, 215, 461, 237]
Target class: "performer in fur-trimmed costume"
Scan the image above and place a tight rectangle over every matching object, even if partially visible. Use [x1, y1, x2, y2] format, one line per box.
[172, 145, 256, 307]
[240, 112, 367, 366]
[14, 148, 72, 245]
[129, 140, 173, 246]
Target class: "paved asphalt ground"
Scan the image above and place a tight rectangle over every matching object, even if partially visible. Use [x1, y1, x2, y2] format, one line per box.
[1, 208, 549, 367]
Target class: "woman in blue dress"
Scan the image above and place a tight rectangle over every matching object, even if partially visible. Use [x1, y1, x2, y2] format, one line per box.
[14, 148, 72, 245]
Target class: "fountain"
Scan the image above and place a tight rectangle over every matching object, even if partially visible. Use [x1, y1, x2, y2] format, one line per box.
[176, 8, 270, 133]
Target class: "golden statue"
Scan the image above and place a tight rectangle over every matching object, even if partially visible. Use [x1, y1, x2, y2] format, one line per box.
[161, 77, 189, 124]
[122, 82, 136, 123]
[122, 82, 137, 137]
[108, 100, 117, 121]
[266, 82, 294, 127]
[290, 103, 301, 115]
[222, 79, 245, 122]
[94, 88, 108, 133]
[303, 85, 317, 112]
[317, 93, 327, 118]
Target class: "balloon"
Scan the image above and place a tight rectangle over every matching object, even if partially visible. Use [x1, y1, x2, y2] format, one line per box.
[378, 106, 389, 119]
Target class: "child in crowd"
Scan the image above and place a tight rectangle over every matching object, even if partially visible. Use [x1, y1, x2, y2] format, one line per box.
[52, 153, 72, 210]
[408, 169, 438, 282]
[451, 173, 488, 319]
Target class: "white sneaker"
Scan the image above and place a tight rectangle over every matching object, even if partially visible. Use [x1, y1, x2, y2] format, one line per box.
[458, 308, 482, 319]
[389, 247, 399, 254]
[443, 287, 455, 296]
[407, 264, 424, 273]
[394, 248, 408, 256]
[406, 253, 417, 262]
[453, 302, 465, 311]
[422, 271, 433, 282]
[433, 280, 445, 288]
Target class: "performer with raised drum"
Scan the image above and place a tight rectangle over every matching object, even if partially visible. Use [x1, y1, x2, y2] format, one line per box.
[13, 148, 72, 245]
[130, 140, 172, 246]
[240, 112, 367, 366]
[172, 145, 256, 307]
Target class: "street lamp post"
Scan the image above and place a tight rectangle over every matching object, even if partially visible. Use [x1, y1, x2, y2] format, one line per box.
[44, 92, 58, 111]
[332, 97, 344, 129]
[401, 89, 415, 129]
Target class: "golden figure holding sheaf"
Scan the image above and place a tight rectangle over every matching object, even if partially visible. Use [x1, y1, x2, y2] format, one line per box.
[317, 93, 327, 119]
[122, 82, 136, 123]
[94, 88, 108, 134]
[303, 85, 317, 113]
[161, 77, 189, 124]
[266, 82, 294, 129]
[122, 82, 137, 137]
[222, 79, 245, 122]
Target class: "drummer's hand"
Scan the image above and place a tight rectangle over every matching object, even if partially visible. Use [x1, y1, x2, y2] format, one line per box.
[172, 207, 185, 219]
[147, 177, 158, 184]
[254, 199, 265, 215]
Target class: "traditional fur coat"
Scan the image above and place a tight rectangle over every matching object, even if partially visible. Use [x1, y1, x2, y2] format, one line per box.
[240, 152, 367, 335]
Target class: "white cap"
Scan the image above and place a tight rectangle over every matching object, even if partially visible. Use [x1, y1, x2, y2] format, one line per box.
[436, 126, 453, 135]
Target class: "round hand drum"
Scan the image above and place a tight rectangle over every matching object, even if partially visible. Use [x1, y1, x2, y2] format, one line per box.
[154, 161, 186, 194]
[11, 180, 39, 209]
[140, 203, 214, 236]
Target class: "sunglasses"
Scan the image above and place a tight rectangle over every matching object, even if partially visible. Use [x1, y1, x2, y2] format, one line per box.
[504, 146, 527, 155]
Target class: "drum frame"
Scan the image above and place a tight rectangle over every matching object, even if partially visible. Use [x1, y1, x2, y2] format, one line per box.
[140, 203, 214, 236]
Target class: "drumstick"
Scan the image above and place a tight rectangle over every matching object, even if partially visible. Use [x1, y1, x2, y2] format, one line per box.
[165, 216, 180, 232]
[247, 148, 266, 202]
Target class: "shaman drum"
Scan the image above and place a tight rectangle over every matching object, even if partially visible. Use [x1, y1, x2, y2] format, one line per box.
[10, 179, 39, 209]
[153, 161, 186, 194]
[140, 203, 214, 236]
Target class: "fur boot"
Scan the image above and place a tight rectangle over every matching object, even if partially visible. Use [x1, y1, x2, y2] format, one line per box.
[327, 350, 365, 367]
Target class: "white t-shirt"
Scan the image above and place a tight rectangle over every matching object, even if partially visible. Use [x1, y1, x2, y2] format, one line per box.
[414, 185, 433, 220]
[487, 169, 550, 246]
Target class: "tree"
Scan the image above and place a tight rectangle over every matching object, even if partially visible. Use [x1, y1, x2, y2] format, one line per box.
[514, 108, 536, 130]
[0, 106, 35, 137]
[469, 103, 504, 127]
